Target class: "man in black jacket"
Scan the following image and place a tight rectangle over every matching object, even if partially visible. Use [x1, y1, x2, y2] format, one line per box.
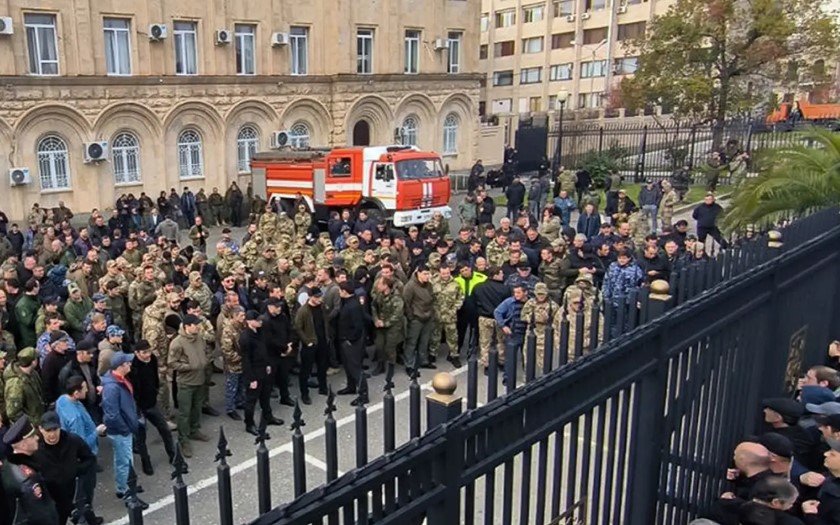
[58, 343, 102, 423]
[335, 283, 369, 404]
[34, 411, 98, 525]
[240, 311, 283, 436]
[692, 193, 729, 249]
[263, 298, 296, 408]
[41, 330, 74, 406]
[505, 176, 526, 220]
[128, 340, 175, 475]
[472, 267, 510, 370]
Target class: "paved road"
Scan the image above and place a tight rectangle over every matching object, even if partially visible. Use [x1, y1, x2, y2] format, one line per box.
[97, 192, 718, 525]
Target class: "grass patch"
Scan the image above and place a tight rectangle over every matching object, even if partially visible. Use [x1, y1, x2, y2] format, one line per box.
[493, 184, 710, 208]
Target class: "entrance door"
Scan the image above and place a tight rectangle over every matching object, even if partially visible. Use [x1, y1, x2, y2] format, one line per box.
[353, 120, 370, 146]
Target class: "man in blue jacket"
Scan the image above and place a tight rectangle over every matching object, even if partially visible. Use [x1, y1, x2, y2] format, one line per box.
[101, 352, 142, 501]
[493, 285, 529, 384]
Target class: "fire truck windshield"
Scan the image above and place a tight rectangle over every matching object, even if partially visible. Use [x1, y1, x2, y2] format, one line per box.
[395, 159, 444, 180]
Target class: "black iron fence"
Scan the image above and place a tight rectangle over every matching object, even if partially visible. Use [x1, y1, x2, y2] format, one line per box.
[550, 120, 835, 184]
[119, 208, 840, 525]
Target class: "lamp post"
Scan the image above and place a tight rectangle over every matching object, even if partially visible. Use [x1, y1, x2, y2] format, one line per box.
[552, 89, 570, 179]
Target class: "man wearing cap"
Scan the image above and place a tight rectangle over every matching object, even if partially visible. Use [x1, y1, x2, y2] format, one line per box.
[692, 192, 729, 250]
[5, 347, 44, 426]
[101, 352, 143, 500]
[403, 264, 436, 376]
[96, 325, 126, 376]
[294, 287, 329, 404]
[521, 283, 561, 372]
[220, 306, 246, 418]
[1, 416, 60, 523]
[430, 265, 464, 368]
[240, 310, 283, 435]
[505, 261, 540, 297]
[249, 272, 271, 313]
[184, 271, 213, 316]
[128, 265, 158, 336]
[39, 331, 74, 406]
[14, 278, 40, 349]
[128, 340, 176, 475]
[83, 293, 113, 333]
[335, 282, 369, 402]
[263, 297, 296, 407]
[34, 410, 99, 524]
[341, 236, 364, 274]
[168, 315, 210, 456]
[763, 397, 819, 471]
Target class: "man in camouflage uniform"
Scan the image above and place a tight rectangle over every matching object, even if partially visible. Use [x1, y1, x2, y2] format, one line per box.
[564, 272, 597, 310]
[371, 277, 404, 374]
[294, 204, 312, 240]
[563, 287, 603, 362]
[208, 187, 225, 226]
[185, 300, 218, 417]
[128, 265, 157, 336]
[431, 266, 464, 367]
[252, 246, 278, 280]
[215, 246, 241, 278]
[258, 205, 279, 240]
[539, 247, 566, 301]
[628, 210, 650, 252]
[104, 280, 129, 333]
[219, 307, 245, 418]
[521, 282, 561, 372]
[240, 232, 264, 270]
[315, 245, 336, 270]
[341, 236, 364, 274]
[485, 231, 510, 269]
[184, 271, 213, 316]
[99, 260, 129, 296]
[142, 291, 174, 419]
[4, 347, 43, 426]
[277, 211, 296, 241]
[658, 180, 679, 231]
[557, 167, 577, 199]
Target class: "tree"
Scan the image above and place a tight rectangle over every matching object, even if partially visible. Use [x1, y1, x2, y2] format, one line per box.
[722, 127, 840, 231]
[621, 0, 839, 124]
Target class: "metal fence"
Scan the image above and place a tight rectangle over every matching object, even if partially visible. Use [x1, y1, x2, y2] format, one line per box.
[119, 208, 840, 525]
[549, 120, 835, 184]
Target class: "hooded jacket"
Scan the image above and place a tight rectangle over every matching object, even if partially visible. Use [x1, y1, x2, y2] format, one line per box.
[167, 327, 209, 386]
[101, 371, 138, 436]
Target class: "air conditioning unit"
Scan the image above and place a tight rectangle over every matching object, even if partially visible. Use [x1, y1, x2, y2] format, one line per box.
[9, 168, 31, 186]
[0, 17, 13, 35]
[215, 29, 232, 45]
[272, 131, 291, 148]
[566, 14, 576, 22]
[434, 38, 450, 50]
[581, 12, 591, 20]
[84, 141, 109, 163]
[149, 24, 167, 41]
[617, 5, 628, 14]
[271, 32, 290, 46]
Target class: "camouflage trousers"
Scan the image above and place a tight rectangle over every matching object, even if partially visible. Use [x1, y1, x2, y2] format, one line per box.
[660, 206, 674, 230]
[478, 316, 506, 368]
[430, 319, 459, 358]
[132, 313, 144, 340]
[522, 327, 552, 373]
[154, 345, 172, 419]
[374, 325, 403, 365]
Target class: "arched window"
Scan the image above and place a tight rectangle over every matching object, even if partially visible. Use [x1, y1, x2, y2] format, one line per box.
[237, 125, 259, 173]
[401, 115, 418, 146]
[442, 113, 459, 154]
[178, 129, 204, 179]
[112, 132, 141, 184]
[289, 122, 311, 149]
[37, 135, 70, 190]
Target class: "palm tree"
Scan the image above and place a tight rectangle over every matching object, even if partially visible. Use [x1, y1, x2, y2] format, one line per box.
[722, 127, 840, 232]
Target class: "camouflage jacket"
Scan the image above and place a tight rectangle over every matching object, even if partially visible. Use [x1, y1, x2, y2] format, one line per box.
[521, 298, 561, 329]
[372, 292, 405, 329]
[185, 282, 214, 316]
[4, 365, 44, 426]
[220, 320, 243, 373]
[432, 277, 464, 323]
[128, 280, 157, 312]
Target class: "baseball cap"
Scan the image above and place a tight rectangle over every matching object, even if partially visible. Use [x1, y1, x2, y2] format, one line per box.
[266, 297, 284, 308]
[245, 310, 262, 321]
[762, 398, 804, 421]
[816, 413, 840, 430]
[309, 286, 323, 298]
[39, 411, 61, 431]
[49, 330, 69, 345]
[806, 401, 840, 415]
[534, 282, 548, 296]
[3, 416, 37, 445]
[91, 293, 107, 303]
[109, 352, 134, 370]
[182, 314, 201, 326]
[106, 325, 125, 338]
[757, 432, 793, 459]
[801, 386, 836, 407]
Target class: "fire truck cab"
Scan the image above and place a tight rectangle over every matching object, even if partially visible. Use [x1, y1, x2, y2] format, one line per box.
[250, 145, 451, 227]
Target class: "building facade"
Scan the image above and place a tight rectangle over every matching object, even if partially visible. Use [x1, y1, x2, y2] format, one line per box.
[479, 0, 672, 139]
[0, 0, 481, 220]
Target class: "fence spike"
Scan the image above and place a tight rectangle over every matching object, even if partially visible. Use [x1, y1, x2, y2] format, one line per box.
[325, 384, 337, 417]
[292, 398, 306, 432]
[215, 426, 232, 465]
[383, 362, 395, 393]
[171, 442, 189, 484]
[356, 372, 369, 403]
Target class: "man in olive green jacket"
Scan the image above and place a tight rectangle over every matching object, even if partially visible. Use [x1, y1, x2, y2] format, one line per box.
[167, 315, 210, 457]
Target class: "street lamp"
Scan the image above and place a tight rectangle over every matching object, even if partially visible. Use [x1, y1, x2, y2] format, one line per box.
[552, 89, 570, 179]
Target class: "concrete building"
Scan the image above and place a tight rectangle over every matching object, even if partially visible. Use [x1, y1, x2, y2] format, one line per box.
[479, 0, 673, 140]
[0, 0, 481, 220]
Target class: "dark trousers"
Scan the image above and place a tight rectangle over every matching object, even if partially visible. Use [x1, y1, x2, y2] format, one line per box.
[697, 226, 729, 250]
[272, 357, 294, 401]
[230, 204, 242, 227]
[339, 338, 365, 391]
[136, 404, 176, 463]
[456, 310, 478, 358]
[300, 343, 328, 397]
[244, 376, 273, 427]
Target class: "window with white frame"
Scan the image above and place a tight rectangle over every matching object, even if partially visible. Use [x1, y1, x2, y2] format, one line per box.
[401, 116, 419, 146]
[112, 132, 141, 184]
[494, 10, 516, 27]
[613, 56, 639, 75]
[580, 60, 607, 78]
[493, 70, 514, 86]
[447, 32, 462, 74]
[174, 21, 198, 75]
[24, 14, 59, 75]
[357, 29, 373, 74]
[442, 113, 459, 154]
[37, 135, 70, 190]
[290, 26, 308, 75]
[520, 67, 542, 84]
[235, 24, 256, 75]
[577, 92, 604, 108]
[523, 4, 545, 23]
[236, 126, 259, 173]
[480, 14, 489, 32]
[178, 129, 204, 179]
[522, 36, 544, 54]
[404, 30, 420, 74]
[554, 0, 574, 17]
[289, 123, 311, 149]
[549, 63, 573, 81]
[104, 18, 131, 75]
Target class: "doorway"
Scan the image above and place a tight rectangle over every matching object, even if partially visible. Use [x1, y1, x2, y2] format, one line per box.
[352, 120, 371, 146]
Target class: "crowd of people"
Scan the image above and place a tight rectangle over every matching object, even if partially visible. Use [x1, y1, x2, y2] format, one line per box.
[0, 158, 733, 523]
[691, 342, 840, 525]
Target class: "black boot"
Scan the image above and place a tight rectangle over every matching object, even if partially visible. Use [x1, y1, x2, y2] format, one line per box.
[141, 455, 154, 476]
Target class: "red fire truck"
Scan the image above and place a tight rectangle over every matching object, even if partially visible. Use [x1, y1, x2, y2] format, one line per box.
[250, 145, 452, 227]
